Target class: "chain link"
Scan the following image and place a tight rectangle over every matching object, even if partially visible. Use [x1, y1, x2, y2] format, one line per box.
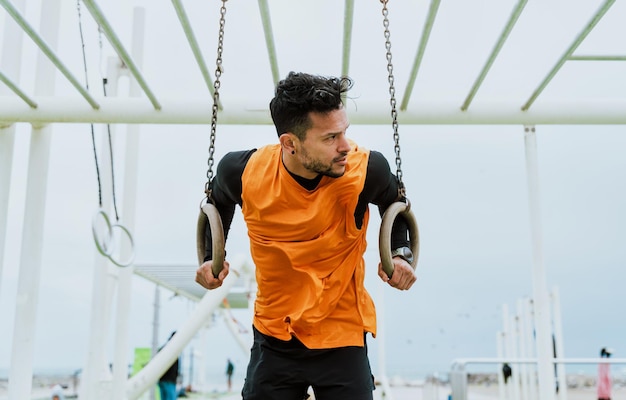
[380, 0, 404, 195]
[205, 0, 228, 198]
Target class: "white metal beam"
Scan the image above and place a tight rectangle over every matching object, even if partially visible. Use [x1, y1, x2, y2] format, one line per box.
[400, 0, 440, 110]
[0, 0, 99, 108]
[258, 0, 280, 85]
[521, 0, 616, 111]
[461, 0, 527, 111]
[1, 97, 626, 125]
[171, 0, 215, 97]
[81, 0, 161, 110]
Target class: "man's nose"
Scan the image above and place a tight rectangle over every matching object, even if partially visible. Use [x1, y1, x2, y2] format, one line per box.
[337, 135, 350, 153]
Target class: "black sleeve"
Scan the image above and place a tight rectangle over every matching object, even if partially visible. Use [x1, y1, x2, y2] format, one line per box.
[355, 150, 411, 250]
[204, 149, 256, 261]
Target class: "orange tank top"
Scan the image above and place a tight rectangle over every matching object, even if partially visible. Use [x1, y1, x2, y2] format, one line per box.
[241, 143, 376, 348]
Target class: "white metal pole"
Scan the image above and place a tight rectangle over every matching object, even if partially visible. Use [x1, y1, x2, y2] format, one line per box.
[497, 331, 506, 400]
[150, 285, 161, 400]
[511, 314, 521, 400]
[2, 98, 626, 126]
[502, 304, 513, 400]
[7, 125, 53, 400]
[0, 0, 27, 297]
[6, 0, 59, 398]
[0, 126, 14, 296]
[523, 126, 556, 400]
[112, 8, 145, 399]
[220, 308, 251, 358]
[517, 299, 530, 400]
[524, 298, 537, 397]
[551, 287, 567, 400]
[79, 56, 121, 400]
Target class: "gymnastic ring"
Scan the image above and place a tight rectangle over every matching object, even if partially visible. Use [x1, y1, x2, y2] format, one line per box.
[106, 222, 136, 268]
[196, 202, 226, 278]
[379, 200, 420, 278]
[91, 209, 136, 267]
[92, 208, 114, 257]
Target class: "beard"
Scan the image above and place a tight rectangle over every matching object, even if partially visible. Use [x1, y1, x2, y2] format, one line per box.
[300, 147, 347, 178]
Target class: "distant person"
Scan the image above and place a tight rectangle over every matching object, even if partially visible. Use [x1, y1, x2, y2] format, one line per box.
[502, 363, 512, 384]
[226, 358, 234, 391]
[158, 331, 180, 400]
[597, 347, 613, 400]
[50, 383, 64, 400]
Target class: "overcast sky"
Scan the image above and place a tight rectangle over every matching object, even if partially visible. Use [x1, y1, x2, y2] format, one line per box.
[1, 0, 625, 385]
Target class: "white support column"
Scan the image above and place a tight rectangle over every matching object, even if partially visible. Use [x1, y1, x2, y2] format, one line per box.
[497, 331, 506, 400]
[502, 304, 513, 400]
[112, 8, 145, 400]
[6, 1, 60, 398]
[0, 0, 26, 299]
[7, 123, 53, 400]
[510, 314, 521, 400]
[551, 287, 567, 400]
[80, 57, 120, 400]
[523, 298, 537, 397]
[517, 299, 531, 400]
[220, 308, 252, 358]
[523, 126, 556, 400]
[150, 285, 161, 400]
[0, 121, 15, 295]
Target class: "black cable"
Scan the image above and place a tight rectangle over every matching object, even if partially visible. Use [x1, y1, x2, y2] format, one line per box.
[102, 79, 120, 221]
[77, 0, 103, 207]
[77, 0, 119, 221]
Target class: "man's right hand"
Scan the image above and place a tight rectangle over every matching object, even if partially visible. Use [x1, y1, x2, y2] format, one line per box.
[196, 260, 230, 290]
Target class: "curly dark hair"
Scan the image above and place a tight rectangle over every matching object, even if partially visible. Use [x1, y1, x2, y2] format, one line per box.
[269, 72, 353, 140]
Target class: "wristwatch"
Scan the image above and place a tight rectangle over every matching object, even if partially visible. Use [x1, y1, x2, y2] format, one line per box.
[391, 246, 414, 265]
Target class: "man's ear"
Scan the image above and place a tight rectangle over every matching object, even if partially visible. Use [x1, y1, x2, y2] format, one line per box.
[279, 133, 297, 154]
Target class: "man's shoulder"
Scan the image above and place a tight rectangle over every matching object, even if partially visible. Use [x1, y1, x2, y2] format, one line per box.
[219, 149, 257, 172]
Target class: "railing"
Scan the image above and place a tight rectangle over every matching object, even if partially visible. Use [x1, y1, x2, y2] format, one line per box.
[450, 357, 626, 400]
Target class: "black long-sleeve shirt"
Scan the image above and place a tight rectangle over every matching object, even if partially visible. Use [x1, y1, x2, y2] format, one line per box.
[204, 148, 409, 260]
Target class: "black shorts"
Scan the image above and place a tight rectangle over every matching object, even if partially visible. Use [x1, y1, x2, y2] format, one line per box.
[241, 326, 375, 400]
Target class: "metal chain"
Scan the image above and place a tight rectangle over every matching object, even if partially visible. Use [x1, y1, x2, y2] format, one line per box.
[380, 0, 405, 194]
[205, 0, 228, 198]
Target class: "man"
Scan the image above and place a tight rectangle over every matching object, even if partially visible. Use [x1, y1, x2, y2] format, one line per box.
[597, 347, 613, 400]
[158, 332, 180, 400]
[226, 358, 234, 391]
[196, 71, 417, 400]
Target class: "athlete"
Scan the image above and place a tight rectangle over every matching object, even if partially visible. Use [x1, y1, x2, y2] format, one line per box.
[196, 71, 417, 400]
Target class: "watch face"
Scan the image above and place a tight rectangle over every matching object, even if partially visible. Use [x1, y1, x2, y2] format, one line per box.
[392, 247, 413, 262]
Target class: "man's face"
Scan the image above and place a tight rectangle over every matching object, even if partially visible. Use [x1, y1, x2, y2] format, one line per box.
[296, 108, 351, 179]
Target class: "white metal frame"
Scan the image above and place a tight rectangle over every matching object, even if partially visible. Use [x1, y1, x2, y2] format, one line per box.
[0, 1, 624, 399]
